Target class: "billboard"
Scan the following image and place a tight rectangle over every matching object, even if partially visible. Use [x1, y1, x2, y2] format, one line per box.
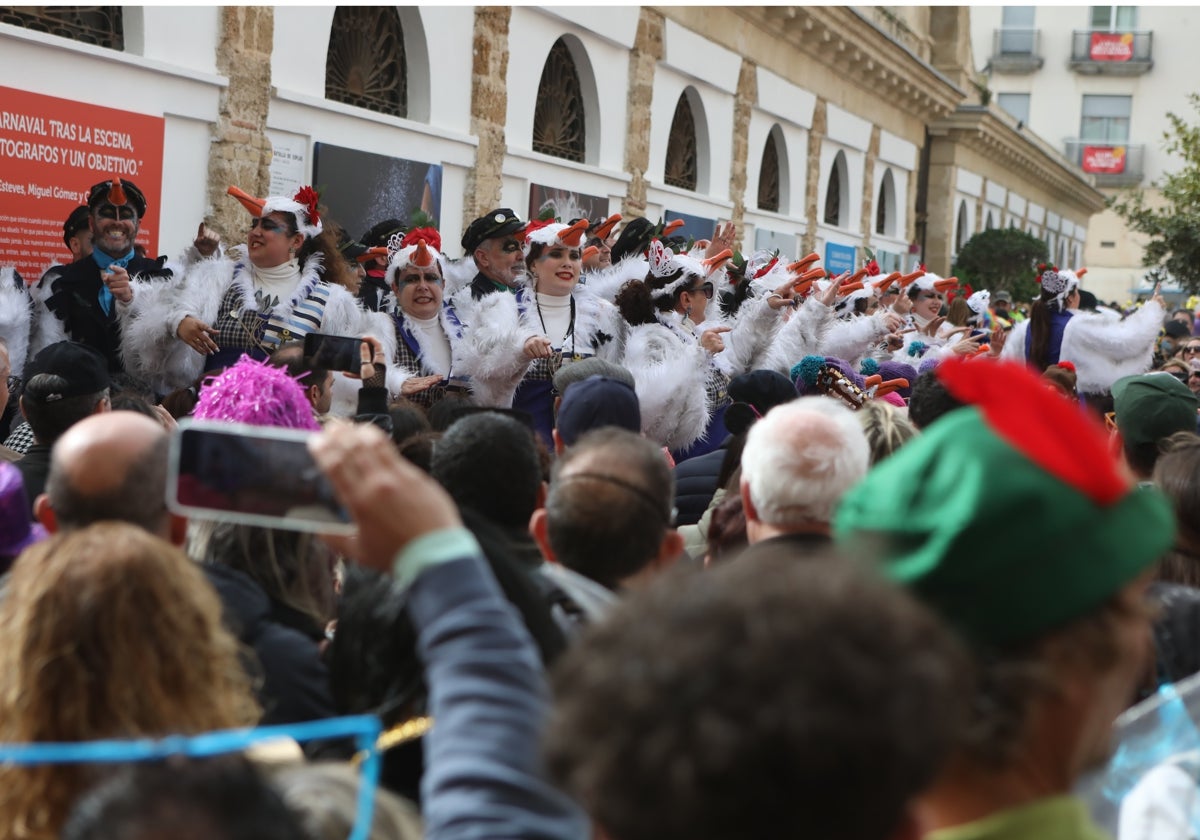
[0, 85, 164, 283]
[312, 142, 442, 243]
[1089, 32, 1134, 62]
[1082, 145, 1126, 174]
[528, 183, 608, 223]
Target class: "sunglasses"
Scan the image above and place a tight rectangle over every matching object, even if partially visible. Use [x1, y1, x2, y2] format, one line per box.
[250, 217, 290, 234]
[1184, 345, 1200, 354]
[688, 281, 715, 300]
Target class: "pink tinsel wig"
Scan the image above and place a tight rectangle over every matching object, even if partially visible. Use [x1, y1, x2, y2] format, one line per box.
[193, 354, 321, 431]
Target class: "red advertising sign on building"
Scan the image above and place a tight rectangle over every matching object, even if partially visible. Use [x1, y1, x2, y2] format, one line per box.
[1089, 32, 1134, 61]
[1082, 146, 1127, 174]
[0, 86, 164, 283]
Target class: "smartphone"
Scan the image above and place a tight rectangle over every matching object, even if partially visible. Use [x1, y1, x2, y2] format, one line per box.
[168, 419, 354, 535]
[303, 332, 365, 373]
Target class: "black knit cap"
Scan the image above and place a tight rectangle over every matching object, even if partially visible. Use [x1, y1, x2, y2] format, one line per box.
[62, 205, 90, 246]
[86, 178, 147, 217]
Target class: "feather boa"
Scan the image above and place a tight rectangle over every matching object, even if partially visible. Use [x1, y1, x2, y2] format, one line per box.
[622, 322, 712, 451]
[448, 286, 534, 408]
[764, 298, 835, 374]
[441, 256, 479, 298]
[0, 268, 33, 378]
[520, 285, 628, 363]
[582, 255, 649, 303]
[1061, 299, 1164, 394]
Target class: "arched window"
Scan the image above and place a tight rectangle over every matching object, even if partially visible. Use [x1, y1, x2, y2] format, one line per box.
[985, 210, 995, 230]
[1058, 239, 1068, 267]
[325, 6, 407, 118]
[757, 131, 782, 213]
[824, 151, 848, 227]
[955, 201, 969, 252]
[1073, 243, 1081, 267]
[532, 38, 586, 163]
[664, 93, 698, 191]
[875, 169, 896, 236]
[0, 6, 123, 49]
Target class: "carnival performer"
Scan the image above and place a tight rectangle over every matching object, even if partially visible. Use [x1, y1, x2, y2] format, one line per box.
[119, 185, 386, 400]
[32, 177, 174, 376]
[614, 240, 733, 452]
[377, 227, 462, 409]
[513, 219, 628, 443]
[1002, 266, 1165, 398]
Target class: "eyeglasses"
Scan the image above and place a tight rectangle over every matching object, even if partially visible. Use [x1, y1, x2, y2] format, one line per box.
[250, 217, 289, 234]
[688, 281, 714, 300]
[1184, 345, 1200, 354]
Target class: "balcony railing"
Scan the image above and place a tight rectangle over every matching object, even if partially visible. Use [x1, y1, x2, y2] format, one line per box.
[990, 28, 1043, 73]
[1063, 140, 1145, 186]
[1069, 30, 1153, 74]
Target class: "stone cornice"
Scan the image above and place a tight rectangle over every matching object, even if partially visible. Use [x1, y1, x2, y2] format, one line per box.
[729, 6, 965, 123]
[929, 107, 1107, 215]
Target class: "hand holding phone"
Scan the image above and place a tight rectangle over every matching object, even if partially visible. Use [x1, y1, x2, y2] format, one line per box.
[169, 420, 353, 534]
[303, 333, 367, 373]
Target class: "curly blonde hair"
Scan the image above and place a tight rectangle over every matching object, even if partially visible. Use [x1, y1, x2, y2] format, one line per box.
[0, 523, 260, 838]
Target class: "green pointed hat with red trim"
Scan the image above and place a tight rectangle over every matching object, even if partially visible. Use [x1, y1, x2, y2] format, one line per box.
[834, 358, 1174, 647]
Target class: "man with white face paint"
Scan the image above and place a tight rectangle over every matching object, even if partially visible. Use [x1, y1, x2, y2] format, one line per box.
[33, 178, 174, 375]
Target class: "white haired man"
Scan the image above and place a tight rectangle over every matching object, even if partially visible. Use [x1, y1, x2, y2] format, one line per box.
[739, 396, 870, 554]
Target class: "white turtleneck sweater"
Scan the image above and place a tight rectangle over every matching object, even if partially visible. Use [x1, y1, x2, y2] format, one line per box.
[535, 292, 573, 349]
[251, 258, 303, 307]
[407, 312, 452, 374]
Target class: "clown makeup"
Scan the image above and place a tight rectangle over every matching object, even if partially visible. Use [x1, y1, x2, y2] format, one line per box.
[394, 265, 444, 320]
[90, 201, 140, 258]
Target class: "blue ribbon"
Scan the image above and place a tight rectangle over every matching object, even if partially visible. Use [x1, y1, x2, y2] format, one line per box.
[0, 714, 383, 840]
[91, 248, 135, 316]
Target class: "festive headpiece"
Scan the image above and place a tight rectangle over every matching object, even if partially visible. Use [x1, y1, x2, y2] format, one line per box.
[194, 354, 321, 431]
[525, 219, 590, 249]
[910, 271, 959, 295]
[588, 214, 622, 241]
[385, 227, 444, 282]
[966, 290, 991, 317]
[834, 358, 1174, 647]
[227, 185, 323, 238]
[86, 177, 147, 217]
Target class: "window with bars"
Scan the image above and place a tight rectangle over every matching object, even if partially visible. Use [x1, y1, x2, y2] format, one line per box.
[757, 133, 781, 213]
[0, 6, 123, 49]
[532, 39, 586, 163]
[325, 6, 407, 119]
[664, 94, 698, 191]
[876, 169, 895, 236]
[824, 153, 845, 227]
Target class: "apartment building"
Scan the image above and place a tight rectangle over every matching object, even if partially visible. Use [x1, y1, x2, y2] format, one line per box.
[971, 5, 1200, 302]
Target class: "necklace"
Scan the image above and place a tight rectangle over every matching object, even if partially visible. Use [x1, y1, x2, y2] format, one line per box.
[535, 293, 577, 361]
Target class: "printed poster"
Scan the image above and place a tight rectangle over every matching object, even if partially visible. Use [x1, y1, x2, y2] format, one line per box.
[1089, 32, 1134, 62]
[0, 85, 164, 282]
[528, 183, 608, 223]
[312, 142, 441, 243]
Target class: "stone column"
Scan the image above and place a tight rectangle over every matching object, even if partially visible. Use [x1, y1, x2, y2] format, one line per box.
[463, 6, 512, 230]
[801, 99, 827, 255]
[621, 9, 664, 219]
[206, 6, 274, 239]
[860, 126, 881, 252]
[729, 59, 756, 251]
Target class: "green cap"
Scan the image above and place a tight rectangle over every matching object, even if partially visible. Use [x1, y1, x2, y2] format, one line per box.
[834, 359, 1174, 648]
[1112, 372, 1198, 446]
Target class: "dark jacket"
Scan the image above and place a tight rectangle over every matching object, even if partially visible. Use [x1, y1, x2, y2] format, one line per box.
[13, 444, 51, 517]
[1150, 581, 1200, 691]
[202, 563, 336, 726]
[469, 271, 514, 301]
[40, 254, 173, 373]
[673, 438, 731, 527]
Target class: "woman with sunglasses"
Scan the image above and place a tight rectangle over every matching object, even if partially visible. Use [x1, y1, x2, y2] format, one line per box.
[121, 185, 386, 400]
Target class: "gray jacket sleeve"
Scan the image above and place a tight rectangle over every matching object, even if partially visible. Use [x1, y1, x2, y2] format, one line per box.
[408, 552, 588, 840]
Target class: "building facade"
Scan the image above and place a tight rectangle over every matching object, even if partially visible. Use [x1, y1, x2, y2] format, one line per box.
[0, 6, 1102, 284]
[971, 5, 1198, 303]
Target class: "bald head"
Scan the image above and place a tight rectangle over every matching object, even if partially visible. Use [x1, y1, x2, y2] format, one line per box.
[40, 411, 172, 538]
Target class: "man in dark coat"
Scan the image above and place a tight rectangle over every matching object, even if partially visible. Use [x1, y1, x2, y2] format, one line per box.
[460, 207, 527, 300]
[35, 178, 173, 374]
